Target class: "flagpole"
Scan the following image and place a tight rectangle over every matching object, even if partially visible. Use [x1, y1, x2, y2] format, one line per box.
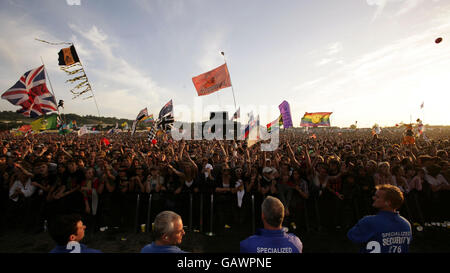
[40, 56, 62, 121]
[220, 52, 237, 112]
[78, 58, 101, 118]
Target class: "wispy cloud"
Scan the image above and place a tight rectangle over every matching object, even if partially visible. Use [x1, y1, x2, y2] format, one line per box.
[366, 0, 389, 21]
[291, 13, 450, 126]
[315, 42, 344, 66]
[68, 24, 170, 118]
[366, 0, 435, 21]
[196, 31, 228, 71]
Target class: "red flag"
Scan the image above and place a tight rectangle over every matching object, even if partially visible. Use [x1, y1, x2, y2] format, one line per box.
[18, 125, 32, 133]
[192, 63, 231, 96]
[101, 138, 110, 146]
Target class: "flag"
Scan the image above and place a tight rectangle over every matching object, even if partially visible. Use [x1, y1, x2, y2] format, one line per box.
[247, 115, 260, 148]
[301, 112, 332, 127]
[157, 100, 174, 131]
[278, 101, 293, 129]
[78, 125, 88, 136]
[192, 63, 232, 96]
[158, 100, 173, 119]
[136, 107, 148, 122]
[58, 45, 80, 66]
[420, 102, 424, 109]
[100, 138, 110, 146]
[148, 124, 157, 141]
[141, 114, 154, 123]
[131, 120, 137, 135]
[18, 125, 32, 133]
[59, 123, 73, 135]
[58, 45, 93, 100]
[30, 114, 58, 132]
[231, 107, 240, 120]
[267, 115, 283, 133]
[1, 65, 57, 118]
[244, 112, 255, 139]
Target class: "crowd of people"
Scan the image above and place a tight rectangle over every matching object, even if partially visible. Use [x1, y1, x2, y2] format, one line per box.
[0, 126, 449, 247]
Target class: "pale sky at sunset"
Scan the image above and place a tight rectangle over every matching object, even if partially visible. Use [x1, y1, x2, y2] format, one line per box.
[1, 0, 449, 128]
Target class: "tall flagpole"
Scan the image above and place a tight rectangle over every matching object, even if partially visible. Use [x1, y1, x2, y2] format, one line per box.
[40, 56, 62, 121]
[78, 58, 101, 118]
[220, 52, 237, 112]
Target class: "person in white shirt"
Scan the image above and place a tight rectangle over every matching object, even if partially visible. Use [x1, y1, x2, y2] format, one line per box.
[7, 162, 36, 230]
[9, 163, 35, 202]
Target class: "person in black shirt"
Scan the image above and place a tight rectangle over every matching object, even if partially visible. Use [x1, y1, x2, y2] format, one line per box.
[60, 160, 85, 215]
[30, 161, 56, 232]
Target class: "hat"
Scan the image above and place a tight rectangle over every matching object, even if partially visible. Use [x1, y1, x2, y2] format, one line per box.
[205, 163, 213, 170]
[263, 167, 273, 174]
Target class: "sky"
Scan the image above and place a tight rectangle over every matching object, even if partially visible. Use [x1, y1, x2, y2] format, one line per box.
[1, 0, 450, 128]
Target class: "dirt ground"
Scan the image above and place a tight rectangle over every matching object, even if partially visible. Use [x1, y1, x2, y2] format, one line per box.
[0, 225, 449, 253]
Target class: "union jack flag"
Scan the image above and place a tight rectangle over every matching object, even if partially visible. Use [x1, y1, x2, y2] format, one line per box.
[1, 65, 57, 118]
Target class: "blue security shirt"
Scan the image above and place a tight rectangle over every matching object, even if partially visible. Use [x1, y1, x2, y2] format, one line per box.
[240, 228, 303, 253]
[347, 210, 412, 253]
[49, 243, 102, 253]
[141, 242, 187, 253]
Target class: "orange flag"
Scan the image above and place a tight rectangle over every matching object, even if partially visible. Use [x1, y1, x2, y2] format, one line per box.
[192, 63, 231, 96]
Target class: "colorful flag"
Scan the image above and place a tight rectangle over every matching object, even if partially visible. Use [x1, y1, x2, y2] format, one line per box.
[59, 123, 73, 135]
[18, 125, 32, 133]
[1, 65, 57, 118]
[58, 45, 80, 66]
[157, 100, 174, 131]
[192, 63, 232, 96]
[30, 114, 58, 132]
[141, 114, 154, 123]
[267, 115, 283, 133]
[301, 112, 332, 127]
[278, 101, 293, 129]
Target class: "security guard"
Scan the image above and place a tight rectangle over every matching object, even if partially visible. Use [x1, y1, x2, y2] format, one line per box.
[141, 211, 187, 253]
[347, 184, 412, 253]
[240, 196, 303, 253]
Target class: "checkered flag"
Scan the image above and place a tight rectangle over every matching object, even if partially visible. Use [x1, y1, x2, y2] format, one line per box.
[148, 124, 157, 141]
